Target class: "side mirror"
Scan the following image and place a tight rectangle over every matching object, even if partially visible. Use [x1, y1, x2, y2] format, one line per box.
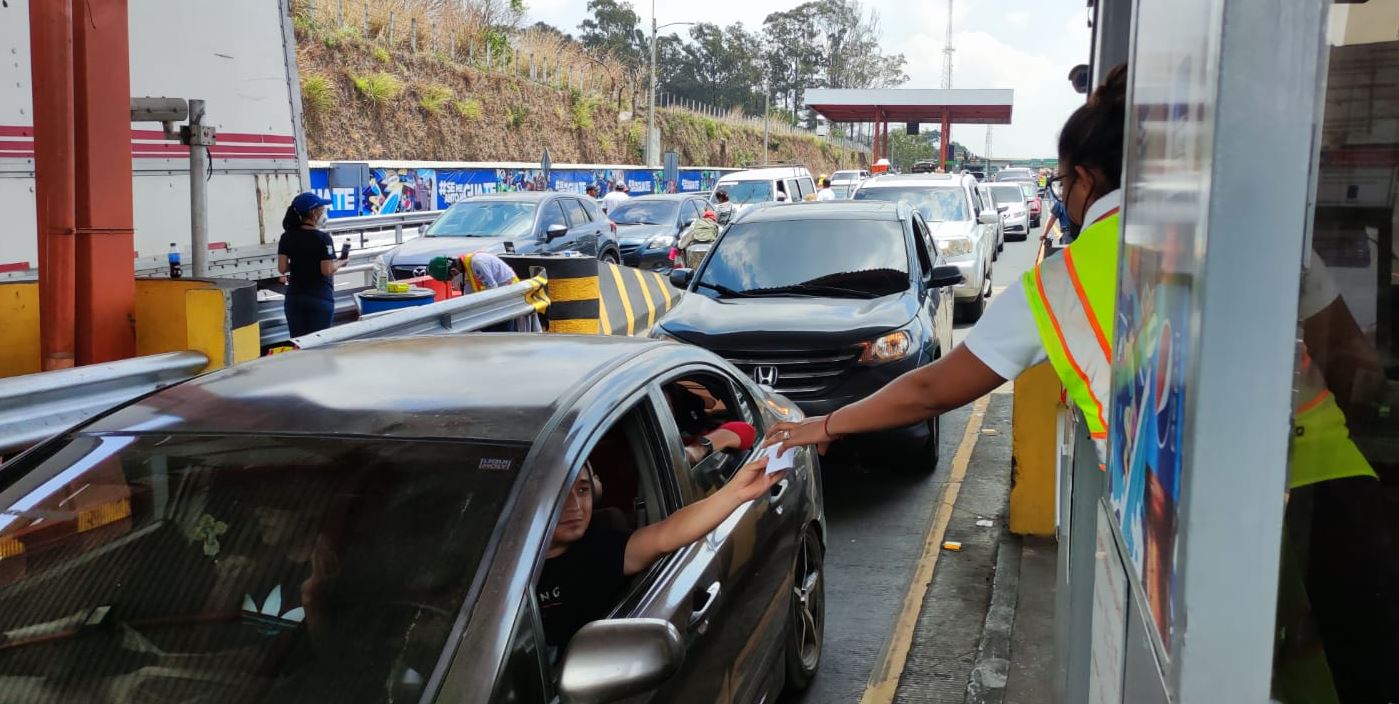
[928, 264, 965, 289]
[997, 205, 1009, 213]
[669, 268, 694, 289]
[978, 211, 999, 225]
[559, 619, 685, 704]
[545, 224, 569, 241]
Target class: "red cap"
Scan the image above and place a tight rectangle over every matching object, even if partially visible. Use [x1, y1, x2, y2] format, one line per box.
[718, 421, 757, 450]
[702, 210, 717, 221]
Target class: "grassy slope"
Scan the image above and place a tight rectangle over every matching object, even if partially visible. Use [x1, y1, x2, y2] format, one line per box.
[298, 37, 866, 173]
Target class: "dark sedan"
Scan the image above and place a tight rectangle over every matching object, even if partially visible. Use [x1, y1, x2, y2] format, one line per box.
[380, 193, 621, 280]
[0, 335, 824, 703]
[609, 194, 711, 272]
[654, 201, 962, 470]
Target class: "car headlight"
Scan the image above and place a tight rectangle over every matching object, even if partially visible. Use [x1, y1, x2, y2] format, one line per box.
[859, 329, 913, 365]
[935, 237, 974, 257]
[646, 235, 676, 249]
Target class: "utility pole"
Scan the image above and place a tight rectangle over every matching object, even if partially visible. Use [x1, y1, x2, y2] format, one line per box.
[985, 125, 992, 167]
[941, 0, 954, 90]
[763, 85, 770, 165]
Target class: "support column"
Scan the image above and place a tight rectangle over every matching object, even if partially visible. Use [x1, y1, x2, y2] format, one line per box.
[72, 0, 135, 363]
[940, 111, 951, 169]
[29, 0, 78, 371]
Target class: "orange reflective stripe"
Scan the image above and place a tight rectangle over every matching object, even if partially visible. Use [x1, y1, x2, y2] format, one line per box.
[1062, 248, 1111, 359]
[1090, 431, 1108, 439]
[1034, 265, 1110, 432]
[1297, 389, 1331, 415]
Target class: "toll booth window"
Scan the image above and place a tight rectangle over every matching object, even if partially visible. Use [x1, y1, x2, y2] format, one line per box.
[1271, 3, 1399, 701]
[0, 433, 524, 702]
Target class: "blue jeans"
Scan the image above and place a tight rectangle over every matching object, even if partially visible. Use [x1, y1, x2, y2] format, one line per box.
[285, 294, 334, 337]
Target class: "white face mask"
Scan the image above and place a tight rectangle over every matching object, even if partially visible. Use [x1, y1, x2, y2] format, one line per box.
[316, 211, 328, 228]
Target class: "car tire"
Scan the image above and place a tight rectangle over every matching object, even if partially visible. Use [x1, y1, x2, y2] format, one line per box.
[956, 284, 987, 324]
[897, 413, 941, 474]
[782, 527, 825, 693]
[599, 249, 619, 265]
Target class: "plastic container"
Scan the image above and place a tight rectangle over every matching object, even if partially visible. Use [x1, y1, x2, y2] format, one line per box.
[168, 243, 182, 279]
[356, 287, 436, 316]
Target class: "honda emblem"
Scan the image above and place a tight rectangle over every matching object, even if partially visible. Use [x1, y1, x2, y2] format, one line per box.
[412, 266, 428, 277]
[753, 366, 779, 386]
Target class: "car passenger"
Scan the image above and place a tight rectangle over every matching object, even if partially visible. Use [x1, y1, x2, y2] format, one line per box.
[678, 210, 720, 269]
[713, 188, 735, 225]
[537, 457, 779, 651]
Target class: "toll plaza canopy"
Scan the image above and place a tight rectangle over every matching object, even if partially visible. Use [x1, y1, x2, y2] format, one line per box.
[805, 88, 1014, 167]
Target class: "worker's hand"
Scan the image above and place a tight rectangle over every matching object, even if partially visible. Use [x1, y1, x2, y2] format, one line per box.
[721, 457, 781, 503]
[764, 416, 838, 456]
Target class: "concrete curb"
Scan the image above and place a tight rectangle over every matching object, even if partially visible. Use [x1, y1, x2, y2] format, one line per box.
[964, 533, 1023, 704]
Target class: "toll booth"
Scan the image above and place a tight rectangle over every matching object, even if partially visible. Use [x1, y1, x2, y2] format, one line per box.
[1048, 0, 1399, 702]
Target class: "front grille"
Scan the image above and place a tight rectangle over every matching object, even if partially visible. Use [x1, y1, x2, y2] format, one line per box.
[619, 243, 643, 256]
[719, 347, 862, 397]
[391, 265, 426, 280]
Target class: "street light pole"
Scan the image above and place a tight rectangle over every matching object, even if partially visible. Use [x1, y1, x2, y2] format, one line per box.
[647, 0, 658, 167]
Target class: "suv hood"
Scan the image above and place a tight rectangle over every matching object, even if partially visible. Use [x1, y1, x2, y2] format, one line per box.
[657, 291, 918, 348]
[615, 224, 675, 244]
[386, 235, 519, 265]
[927, 220, 977, 240]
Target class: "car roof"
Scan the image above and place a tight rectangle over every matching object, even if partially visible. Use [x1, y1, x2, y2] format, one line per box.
[717, 167, 811, 181]
[457, 192, 559, 203]
[733, 200, 904, 223]
[623, 193, 701, 202]
[860, 174, 966, 187]
[82, 335, 658, 444]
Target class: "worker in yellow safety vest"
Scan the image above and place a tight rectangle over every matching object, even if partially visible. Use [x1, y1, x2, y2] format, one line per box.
[765, 64, 1395, 701]
[427, 251, 542, 332]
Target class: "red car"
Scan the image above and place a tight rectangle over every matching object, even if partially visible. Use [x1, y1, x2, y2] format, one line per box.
[1017, 182, 1043, 227]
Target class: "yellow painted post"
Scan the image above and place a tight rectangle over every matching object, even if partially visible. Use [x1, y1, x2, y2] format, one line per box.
[0, 282, 41, 377]
[134, 279, 258, 372]
[1010, 362, 1061, 536]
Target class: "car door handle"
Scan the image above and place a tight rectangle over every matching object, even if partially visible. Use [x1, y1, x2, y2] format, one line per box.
[689, 581, 721, 631]
[769, 478, 790, 503]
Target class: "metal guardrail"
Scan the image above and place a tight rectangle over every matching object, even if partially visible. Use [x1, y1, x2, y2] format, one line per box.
[0, 351, 210, 455]
[258, 287, 366, 348]
[284, 272, 548, 350]
[0, 210, 443, 283]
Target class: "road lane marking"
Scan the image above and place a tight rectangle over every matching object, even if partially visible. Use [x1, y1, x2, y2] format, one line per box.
[860, 394, 993, 704]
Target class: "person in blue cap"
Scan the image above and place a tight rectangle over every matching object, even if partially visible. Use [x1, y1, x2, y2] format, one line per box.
[277, 192, 346, 337]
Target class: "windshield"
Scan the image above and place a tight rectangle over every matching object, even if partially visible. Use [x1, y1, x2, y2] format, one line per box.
[831, 171, 861, 182]
[1019, 183, 1038, 198]
[995, 169, 1033, 181]
[697, 218, 909, 298]
[0, 433, 523, 702]
[831, 185, 854, 199]
[608, 200, 679, 226]
[426, 201, 536, 237]
[990, 185, 1025, 205]
[717, 181, 772, 205]
[853, 187, 970, 222]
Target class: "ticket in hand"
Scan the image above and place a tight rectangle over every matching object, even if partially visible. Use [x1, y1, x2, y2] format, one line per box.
[762, 443, 797, 475]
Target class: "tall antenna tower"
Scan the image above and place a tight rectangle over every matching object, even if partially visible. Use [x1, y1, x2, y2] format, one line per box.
[941, 0, 954, 89]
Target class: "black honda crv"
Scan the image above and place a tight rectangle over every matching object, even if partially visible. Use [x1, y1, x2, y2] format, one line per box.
[652, 201, 963, 471]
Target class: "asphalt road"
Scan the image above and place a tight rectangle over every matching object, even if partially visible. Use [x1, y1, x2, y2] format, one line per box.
[796, 231, 1042, 703]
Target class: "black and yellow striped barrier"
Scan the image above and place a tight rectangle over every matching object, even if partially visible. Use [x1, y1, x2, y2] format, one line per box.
[502, 256, 681, 336]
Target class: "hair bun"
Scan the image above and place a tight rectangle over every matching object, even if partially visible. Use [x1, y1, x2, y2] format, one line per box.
[1090, 63, 1128, 107]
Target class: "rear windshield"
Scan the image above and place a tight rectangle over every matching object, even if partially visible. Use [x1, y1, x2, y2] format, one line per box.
[716, 181, 772, 205]
[697, 218, 909, 299]
[1019, 183, 1038, 197]
[0, 433, 524, 702]
[427, 200, 536, 237]
[609, 200, 679, 226]
[990, 185, 1025, 204]
[853, 186, 970, 222]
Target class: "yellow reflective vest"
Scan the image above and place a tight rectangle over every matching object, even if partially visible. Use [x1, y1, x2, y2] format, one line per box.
[1021, 208, 1373, 487]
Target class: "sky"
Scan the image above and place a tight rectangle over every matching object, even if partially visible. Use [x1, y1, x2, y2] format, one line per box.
[525, 0, 1093, 159]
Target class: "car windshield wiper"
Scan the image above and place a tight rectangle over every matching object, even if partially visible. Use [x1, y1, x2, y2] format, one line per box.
[695, 280, 752, 298]
[751, 283, 879, 299]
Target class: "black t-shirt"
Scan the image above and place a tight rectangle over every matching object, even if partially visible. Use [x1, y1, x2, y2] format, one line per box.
[537, 522, 631, 649]
[278, 228, 335, 299]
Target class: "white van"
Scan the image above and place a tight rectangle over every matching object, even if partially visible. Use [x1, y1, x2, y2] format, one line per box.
[711, 166, 816, 209]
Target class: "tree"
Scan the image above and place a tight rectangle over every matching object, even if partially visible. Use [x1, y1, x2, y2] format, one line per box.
[578, 0, 646, 69]
[662, 24, 765, 112]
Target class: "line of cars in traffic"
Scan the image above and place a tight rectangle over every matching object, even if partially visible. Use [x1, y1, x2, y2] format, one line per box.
[0, 159, 1052, 703]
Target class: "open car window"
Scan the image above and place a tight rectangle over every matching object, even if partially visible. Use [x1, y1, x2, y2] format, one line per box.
[0, 433, 525, 702]
[659, 371, 760, 500]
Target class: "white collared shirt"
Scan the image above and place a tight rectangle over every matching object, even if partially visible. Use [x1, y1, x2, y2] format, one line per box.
[963, 189, 1123, 380]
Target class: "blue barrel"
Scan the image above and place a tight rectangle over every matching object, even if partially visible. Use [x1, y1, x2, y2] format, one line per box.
[356, 287, 437, 316]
